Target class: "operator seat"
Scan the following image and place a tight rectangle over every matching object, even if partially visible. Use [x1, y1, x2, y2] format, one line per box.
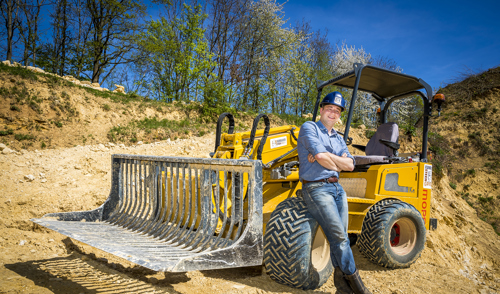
[353, 122, 400, 166]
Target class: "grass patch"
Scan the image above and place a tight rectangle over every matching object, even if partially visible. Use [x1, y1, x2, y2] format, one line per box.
[0, 129, 14, 136]
[478, 196, 493, 204]
[0, 62, 38, 81]
[449, 182, 457, 189]
[365, 130, 376, 139]
[14, 133, 35, 141]
[107, 117, 209, 143]
[468, 131, 492, 156]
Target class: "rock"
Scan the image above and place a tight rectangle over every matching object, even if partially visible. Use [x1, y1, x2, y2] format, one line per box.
[41, 179, 47, 183]
[137, 141, 143, 145]
[24, 174, 35, 182]
[113, 84, 126, 94]
[359, 124, 366, 130]
[0, 143, 6, 151]
[450, 201, 458, 209]
[39, 172, 45, 178]
[80, 81, 91, 85]
[2, 60, 11, 66]
[2, 147, 14, 154]
[19, 240, 27, 246]
[149, 277, 159, 284]
[91, 82, 100, 87]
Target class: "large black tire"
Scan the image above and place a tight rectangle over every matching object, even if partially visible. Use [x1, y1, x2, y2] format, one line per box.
[358, 199, 426, 268]
[263, 197, 333, 290]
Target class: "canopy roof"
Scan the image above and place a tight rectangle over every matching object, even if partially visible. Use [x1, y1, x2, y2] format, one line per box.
[318, 64, 432, 100]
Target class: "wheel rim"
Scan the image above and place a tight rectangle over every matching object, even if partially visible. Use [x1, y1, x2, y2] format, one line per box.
[389, 217, 417, 256]
[311, 227, 330, 271]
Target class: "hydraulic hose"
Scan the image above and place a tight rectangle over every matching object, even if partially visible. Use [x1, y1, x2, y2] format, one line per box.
[214, 112, 235, 154]
[242, 114, 270, 160]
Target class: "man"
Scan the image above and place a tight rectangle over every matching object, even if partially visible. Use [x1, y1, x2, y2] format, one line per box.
[297, 91, 371, 294]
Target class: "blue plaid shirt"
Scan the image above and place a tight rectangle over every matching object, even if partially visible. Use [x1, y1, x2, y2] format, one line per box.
[297, 120, 355, 182]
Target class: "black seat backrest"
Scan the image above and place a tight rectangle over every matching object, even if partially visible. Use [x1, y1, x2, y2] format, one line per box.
[365, 122, 399, 156]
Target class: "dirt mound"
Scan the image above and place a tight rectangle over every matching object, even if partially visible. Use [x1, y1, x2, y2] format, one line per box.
[431, 66, 500, 235]
[0, 66, 499, 293]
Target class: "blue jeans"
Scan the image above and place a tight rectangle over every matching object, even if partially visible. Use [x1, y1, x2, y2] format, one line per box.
[302, 181, 357, 275]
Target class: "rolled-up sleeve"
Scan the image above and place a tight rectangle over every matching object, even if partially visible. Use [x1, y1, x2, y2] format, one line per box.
[298, 122, 328, 156]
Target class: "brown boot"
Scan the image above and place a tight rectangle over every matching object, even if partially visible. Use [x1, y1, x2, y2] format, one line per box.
[344, 269, 371, 294]
[334, 267, 353, 294]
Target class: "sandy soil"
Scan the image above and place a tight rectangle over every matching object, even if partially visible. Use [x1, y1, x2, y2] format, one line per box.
[1, 135, 499, 294]
[1, 65, 500, 294]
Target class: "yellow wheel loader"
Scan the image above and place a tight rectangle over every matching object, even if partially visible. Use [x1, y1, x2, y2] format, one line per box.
[32, 63, 442, 290]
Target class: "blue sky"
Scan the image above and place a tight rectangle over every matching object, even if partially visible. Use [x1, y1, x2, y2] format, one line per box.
[4, 0, 498, 92]
[283, 0, 500, 90]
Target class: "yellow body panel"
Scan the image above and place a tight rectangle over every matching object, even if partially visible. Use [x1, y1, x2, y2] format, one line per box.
[340, 162, 432, 233]
[163, 124, 434, 236]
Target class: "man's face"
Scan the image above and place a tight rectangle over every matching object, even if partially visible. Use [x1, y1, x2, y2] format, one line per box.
[319, 104, 342, 125]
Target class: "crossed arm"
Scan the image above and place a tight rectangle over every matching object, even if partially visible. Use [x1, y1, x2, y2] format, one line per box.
[308, 152, 355, 172]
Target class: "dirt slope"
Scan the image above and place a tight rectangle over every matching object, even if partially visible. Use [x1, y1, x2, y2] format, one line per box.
[1, 66, 500, 294]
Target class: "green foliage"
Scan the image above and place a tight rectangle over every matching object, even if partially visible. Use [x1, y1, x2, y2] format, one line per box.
[102, 104, 111, 111]
[0, 129, 14, 136]
[478, 196, 493, 204]
[54, 121, 63, 128]
[365, 130, 376, 139]
[449, 182, 457, 189]
[10, 105, 20, 111]
[402, 123, 417, 137]
[135, 4, 220, 104]
[0, 63, 38, 81]
[468, 131, 491, 156]
[431, 159, 444, 179]
[428, 132, 448, 156]
[464, 108, 487, 121]
[14, 134, 35, 141]
[466, 169, 476, 176]
[108, 116, 210, 143]
[41, 142, 46, 149]
[274, 113, 309, 127]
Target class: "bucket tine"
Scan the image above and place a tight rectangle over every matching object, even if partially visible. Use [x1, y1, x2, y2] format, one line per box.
[32, 155, 263, 272]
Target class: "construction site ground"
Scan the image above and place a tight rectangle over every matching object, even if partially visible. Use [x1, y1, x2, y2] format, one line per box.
[1, 66, 500, 293]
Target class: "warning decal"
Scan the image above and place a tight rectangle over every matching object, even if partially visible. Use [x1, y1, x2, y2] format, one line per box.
[423, 164, 432, 189]
[270, 136, 287, 149]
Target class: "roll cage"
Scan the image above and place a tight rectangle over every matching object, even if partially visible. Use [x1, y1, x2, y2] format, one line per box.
[312, 63, 434, 162]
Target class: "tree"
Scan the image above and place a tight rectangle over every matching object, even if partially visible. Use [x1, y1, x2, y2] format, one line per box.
[237, 0, 298, 112]
[51, 0, 70, 75]
[204, 0, 250, 105]
[86, 0, 146, 84]
[0, 0, 21, 62]
[17, 0, 45, 66]
[66, 0, 92, 78]
[135, 4, 221, 103]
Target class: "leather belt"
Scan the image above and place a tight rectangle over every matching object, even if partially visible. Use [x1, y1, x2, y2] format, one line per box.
[302, 176, 338, 184]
